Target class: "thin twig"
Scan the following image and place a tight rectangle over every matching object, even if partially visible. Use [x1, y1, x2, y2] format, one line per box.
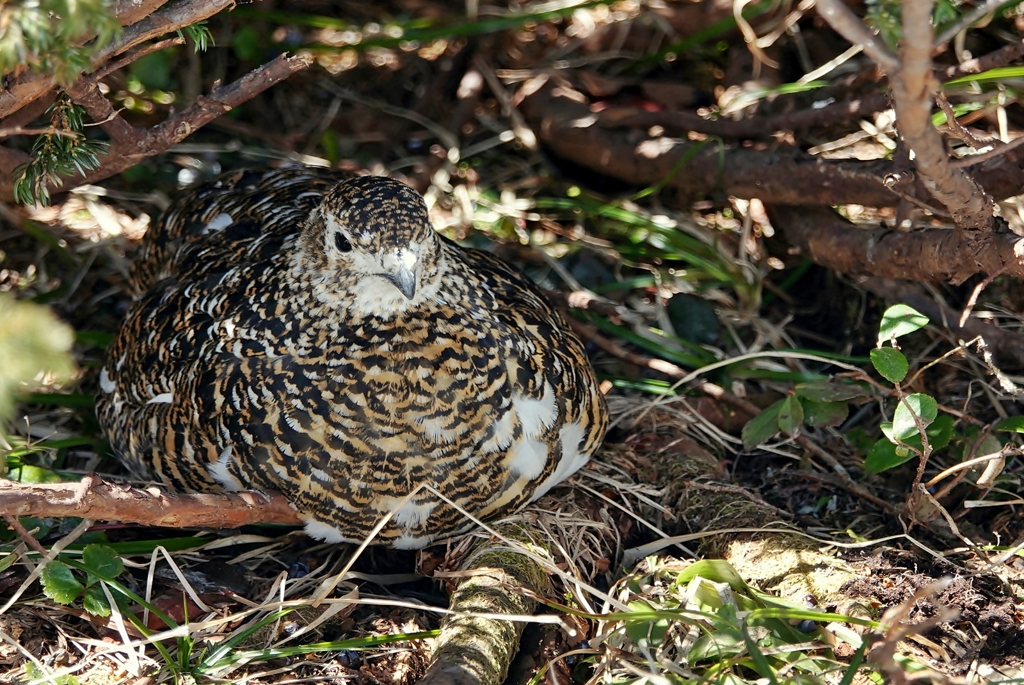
[935, 93, 989, 147]
[475, 54, 537, 150]
[814, 0, 899, 73]
[0, 127, 78, 139]
[959, 266, 1007, 327]
[2, 513, 48, 555]
[952, 134, 1024, 168]
[93, 36, 186, 80]
[934, 0, 1012, 46]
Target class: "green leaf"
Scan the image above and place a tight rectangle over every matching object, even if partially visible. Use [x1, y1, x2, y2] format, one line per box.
[25, 663, 79, 685]
[870, 347, 908, 383]
[82, 584, 111, 617]
[778, 393, 804, 437]
[927, 415, 955, 450]
[933, 0, 959, 25]
[41, 561, 84, 604]
[865, 0, 903, 49]
[995, 416, 1024, 433]
[624, 599, 671, 646]
[741, 400, 783, 450]
[877, 304, 928, 343]
[82, 544, 123, 582]
[879, 415, 953, 452]
[799, 398, 849, 428]
[864, 438, 915, 473]
[183, 22, 214, 52]
[677, 559, 750, 592]
[892, 394, 938, 442]
[6, 463, 64, 484]
[794, 379, 868, 402]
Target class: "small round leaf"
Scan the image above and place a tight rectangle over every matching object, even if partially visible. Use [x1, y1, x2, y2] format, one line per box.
[799, 398, 849, 428]
[892, 393, 938, 442]
[41, 561, 84, 605]
[82, 544, 123, 582]
[864, 438, 915, 473]
[870, 347, 908, 383]
[877, 304, 928, 343]
[778, 394, 804, 437]
[741, 400, 783, 451]
[82, 584, 111, 617]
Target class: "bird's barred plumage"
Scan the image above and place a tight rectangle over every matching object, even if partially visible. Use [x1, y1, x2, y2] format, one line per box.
[97, 167, 608, 548]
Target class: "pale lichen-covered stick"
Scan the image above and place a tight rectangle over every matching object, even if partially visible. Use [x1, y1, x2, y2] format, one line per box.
[97, 167, 608, 548]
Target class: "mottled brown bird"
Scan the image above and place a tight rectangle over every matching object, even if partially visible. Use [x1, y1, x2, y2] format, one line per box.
[97, 167, 608, 548]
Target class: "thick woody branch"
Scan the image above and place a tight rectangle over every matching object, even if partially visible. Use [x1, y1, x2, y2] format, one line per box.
[815, 0, 997, 231]
[599, 92, 891, 139]
[67, 78, 136, 143]
[0, 474, 301, 528]
[0, 0, 233, 121]
[890, 0, 995, 231]
[766, 203, 1024, 287]
[110, 0, 171, 27]
[518, 79, 1024, 207]
[0, 52, 314, 201]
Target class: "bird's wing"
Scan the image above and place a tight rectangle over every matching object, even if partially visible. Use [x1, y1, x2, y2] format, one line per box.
[131, 167, 348, 294]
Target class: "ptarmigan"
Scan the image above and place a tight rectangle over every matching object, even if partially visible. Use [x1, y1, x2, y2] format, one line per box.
[97, 167, 608, 548]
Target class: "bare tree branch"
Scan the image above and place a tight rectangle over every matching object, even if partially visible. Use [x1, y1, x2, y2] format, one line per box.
[110, 0, 171, 27]
[0, 0, 234, 120]
[67, 77, 135, 144]
[0, 474, 302, 528]
[94, 36, 186, 81]
[890, 0, 996, 231]
[815, 0, 998, 231]
[766, 203, 1024, 290]
[517, 78, 1024, 208]
[0, 52, 314, 201]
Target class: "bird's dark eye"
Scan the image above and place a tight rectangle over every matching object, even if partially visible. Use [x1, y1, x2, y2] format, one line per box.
[333, 232, 352, 253]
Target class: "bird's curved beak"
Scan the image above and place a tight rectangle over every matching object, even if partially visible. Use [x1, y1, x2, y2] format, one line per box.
[386, 265, 417, 299]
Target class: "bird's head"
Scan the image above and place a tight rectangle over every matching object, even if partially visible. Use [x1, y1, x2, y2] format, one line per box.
[300, 175, 443, 314]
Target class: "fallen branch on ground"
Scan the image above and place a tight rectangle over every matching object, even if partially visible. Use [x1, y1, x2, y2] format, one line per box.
[0, 473, 302, 528]
[517, 78, 1024, 208]
[765, 203, 1024, 290]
